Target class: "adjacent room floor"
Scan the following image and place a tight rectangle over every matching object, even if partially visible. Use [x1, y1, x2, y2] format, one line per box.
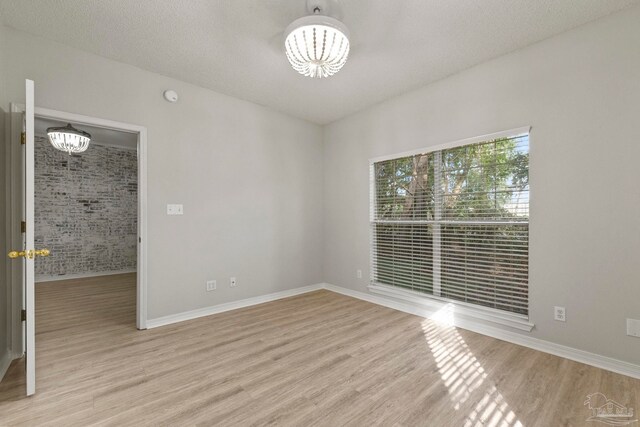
[0, 274, 638, 426]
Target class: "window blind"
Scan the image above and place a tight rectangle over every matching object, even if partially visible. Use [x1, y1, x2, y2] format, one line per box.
[371, 134, 529, 316]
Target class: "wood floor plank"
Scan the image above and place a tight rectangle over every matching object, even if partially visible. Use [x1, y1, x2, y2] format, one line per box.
[0, 273, 638, 426]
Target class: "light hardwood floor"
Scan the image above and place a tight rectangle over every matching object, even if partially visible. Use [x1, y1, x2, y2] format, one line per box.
[0, 273, 638, 426]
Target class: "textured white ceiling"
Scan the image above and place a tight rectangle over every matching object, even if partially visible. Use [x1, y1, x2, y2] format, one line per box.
[1, 0, 637, 124]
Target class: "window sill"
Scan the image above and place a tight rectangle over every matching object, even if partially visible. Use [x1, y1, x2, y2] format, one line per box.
[367, 283, 535, 332]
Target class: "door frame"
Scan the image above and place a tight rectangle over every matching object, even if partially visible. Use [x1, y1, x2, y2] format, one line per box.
[8, 104, 148, 333]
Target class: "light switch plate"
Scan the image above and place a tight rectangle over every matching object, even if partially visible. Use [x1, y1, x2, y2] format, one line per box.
[167, 204, 183, 215]
[627, 318, 640, 338]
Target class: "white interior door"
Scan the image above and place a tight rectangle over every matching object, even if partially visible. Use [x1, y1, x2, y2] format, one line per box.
[7, 80, 44, 396]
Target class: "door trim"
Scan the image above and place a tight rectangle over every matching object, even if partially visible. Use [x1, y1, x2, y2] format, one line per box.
[9, 105, 149, 330]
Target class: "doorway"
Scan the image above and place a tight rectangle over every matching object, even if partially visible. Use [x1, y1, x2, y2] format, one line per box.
[34, 118, 138, 281]
[31, 107, 148, 330]
[3, 100, 148, 395]
[33, 117, 140, 338]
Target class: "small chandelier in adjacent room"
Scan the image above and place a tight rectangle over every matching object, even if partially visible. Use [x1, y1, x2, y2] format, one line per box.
[46, 123, 91, 154]
[284, 0, 350, 78]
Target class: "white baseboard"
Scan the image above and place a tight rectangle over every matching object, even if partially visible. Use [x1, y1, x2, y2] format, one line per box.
[146, 283, 324, 329]
[323, 283, 640, 380]
[36, 269, 136, 283]
[0, 350, 12, 383]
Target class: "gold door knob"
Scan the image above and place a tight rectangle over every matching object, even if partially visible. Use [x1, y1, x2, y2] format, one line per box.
[34, 249, 50, 257]
[8, 249, 50, 259]
[8, 250, 27, 259]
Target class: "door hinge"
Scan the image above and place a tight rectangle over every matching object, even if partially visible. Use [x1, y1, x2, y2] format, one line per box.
[21, 132, 26, 145]
[21, 221, 26, 233]
[21, 309, 26, 322]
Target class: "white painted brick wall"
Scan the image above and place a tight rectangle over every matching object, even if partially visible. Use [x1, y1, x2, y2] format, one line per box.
[34, 136, 137, 279]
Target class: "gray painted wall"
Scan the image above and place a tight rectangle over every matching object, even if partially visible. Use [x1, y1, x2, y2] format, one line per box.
[0, 25, 324, 320]
[323, 6, 640, 365]
[34, 136, 137, 280]
[0, 18, 8, 374]
[0, 106, 8, 372]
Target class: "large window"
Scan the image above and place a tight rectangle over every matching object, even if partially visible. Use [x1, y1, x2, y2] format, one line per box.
[370, 131, 529, 316]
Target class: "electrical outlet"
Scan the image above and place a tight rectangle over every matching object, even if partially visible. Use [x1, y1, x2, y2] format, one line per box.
[230, 277, 237, 288]
[167, 204, 184, 215]
[627, 319, 640, 338]
[206, 280, 216, 291]
[554, 306, 566, 322]
[356, 269, 362, 279]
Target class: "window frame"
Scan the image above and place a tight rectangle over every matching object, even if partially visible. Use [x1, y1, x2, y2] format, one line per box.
[368, 126, 534, 332]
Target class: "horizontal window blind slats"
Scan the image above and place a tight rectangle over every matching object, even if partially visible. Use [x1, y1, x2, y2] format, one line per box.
[373, 270, 528, 296]
[373, 262, 528, 289]
[439, 274, 528, 292]
[371, 133, 529, 316]
[373, 219, 528, 224]
[441, 262, 529, 278]
[373, 250, 528, 268]
[439, 285, 528, 304]
[371, 266, 435, 275]
[441, 251, 528, 258]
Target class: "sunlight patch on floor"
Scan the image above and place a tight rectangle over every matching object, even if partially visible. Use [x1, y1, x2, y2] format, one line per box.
[423, 305, 523, 427]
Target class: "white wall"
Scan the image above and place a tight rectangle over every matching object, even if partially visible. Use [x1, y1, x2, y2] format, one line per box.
[0, 106, 8, 375]
[0, 23, 10, 375]
[0, 25, 324, 320]
[323, 6, 640, 365]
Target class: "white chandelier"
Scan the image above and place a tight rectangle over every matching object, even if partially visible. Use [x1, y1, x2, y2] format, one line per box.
[46, 123, 91, 155]
[284, 3, 350, 78]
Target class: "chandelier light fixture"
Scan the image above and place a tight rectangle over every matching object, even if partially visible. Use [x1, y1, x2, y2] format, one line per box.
[46, 123, 91, 155]
[284, 0, 350, 78]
